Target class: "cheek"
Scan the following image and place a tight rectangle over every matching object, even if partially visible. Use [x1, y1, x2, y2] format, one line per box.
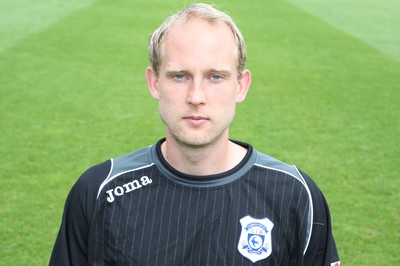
[158, 100, 173, 126]
[216, 89, 238, 106]
[213, 95, 237, 117]
[157, 92, 179, 119]
[158, 91, 177, 107]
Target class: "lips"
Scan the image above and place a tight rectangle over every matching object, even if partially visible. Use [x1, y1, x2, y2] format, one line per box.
[183, 115, 209, 126]
[185, 116, 208, 120]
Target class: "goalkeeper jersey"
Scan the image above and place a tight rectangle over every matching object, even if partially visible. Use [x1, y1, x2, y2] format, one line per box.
[50, 139, 340, 265]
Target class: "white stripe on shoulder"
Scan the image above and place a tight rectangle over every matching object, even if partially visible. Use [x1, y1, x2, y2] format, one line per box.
[293, 165, 314, 255]
[254, 163, 305, 185]
[96, 161, 154, 199]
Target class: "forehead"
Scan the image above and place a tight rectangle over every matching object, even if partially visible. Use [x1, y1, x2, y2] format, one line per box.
[160, 17, 238, 66]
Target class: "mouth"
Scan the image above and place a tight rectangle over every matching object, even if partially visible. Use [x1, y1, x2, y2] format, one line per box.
[183, 115, 209, 126]
[185, 116, 208, 120]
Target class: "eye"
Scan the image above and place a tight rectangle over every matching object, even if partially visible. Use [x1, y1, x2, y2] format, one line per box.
[175, 74, 185, 80]
[210, 75, 222, 81]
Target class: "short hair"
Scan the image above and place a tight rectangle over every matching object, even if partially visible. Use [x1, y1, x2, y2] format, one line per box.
[148, 3, 247, 77]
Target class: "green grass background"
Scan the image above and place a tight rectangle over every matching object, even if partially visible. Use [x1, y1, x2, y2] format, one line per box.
[1, 0, 399, 265]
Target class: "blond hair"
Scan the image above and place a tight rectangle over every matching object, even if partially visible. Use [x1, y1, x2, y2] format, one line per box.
[148, 3, 247, 77]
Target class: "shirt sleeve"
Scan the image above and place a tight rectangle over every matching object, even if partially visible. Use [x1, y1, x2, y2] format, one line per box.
[299, 169, 341, 266]
[49, 160, 111, 266]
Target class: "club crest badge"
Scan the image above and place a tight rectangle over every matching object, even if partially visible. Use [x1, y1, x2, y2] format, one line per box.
[238, 215, 274, 263]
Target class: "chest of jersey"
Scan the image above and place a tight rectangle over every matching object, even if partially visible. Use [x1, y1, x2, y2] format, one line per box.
[88, 166, 310, 265]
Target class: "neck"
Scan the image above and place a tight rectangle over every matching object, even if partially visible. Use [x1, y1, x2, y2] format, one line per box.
[161, 134, 247, 176]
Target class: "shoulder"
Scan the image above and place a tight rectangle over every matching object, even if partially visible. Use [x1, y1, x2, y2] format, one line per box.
[71, 145, 154, 201]
[95, 145, 154, 198]
[254, 152, 302, 180]
[65, 159, 112, 219]
[253, 151, 316, 195]
[253, 150, 328, 210]
[109, 145, 154, 178]
[69, 159, 112, 202]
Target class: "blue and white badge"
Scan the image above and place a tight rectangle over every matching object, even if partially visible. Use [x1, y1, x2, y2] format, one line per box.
[238, 215, 274, 263]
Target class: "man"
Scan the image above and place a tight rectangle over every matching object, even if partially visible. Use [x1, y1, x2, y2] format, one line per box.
[50, 3, 340, 265]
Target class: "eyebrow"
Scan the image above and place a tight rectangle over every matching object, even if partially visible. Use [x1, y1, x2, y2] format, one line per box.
[209, 69, 232, 77]
[165, 69, 186, 75]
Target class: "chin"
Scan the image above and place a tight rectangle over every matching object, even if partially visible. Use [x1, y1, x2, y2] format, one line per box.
[172, 132, 225, 149]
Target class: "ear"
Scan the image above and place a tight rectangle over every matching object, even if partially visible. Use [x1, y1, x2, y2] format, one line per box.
[236, 69, 251, 103]
[146, 67, 160, 100]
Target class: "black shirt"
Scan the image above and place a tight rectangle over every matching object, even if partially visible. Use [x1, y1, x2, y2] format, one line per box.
[50, 139, 340, 265]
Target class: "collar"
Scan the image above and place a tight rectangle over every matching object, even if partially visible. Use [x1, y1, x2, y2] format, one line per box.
[150, 138, 256, 188]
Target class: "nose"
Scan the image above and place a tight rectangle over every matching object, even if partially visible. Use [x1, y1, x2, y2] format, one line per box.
[187, 79, 206, 105]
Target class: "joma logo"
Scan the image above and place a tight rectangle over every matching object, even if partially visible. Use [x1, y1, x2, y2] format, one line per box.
[105, 176, 152, 203]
